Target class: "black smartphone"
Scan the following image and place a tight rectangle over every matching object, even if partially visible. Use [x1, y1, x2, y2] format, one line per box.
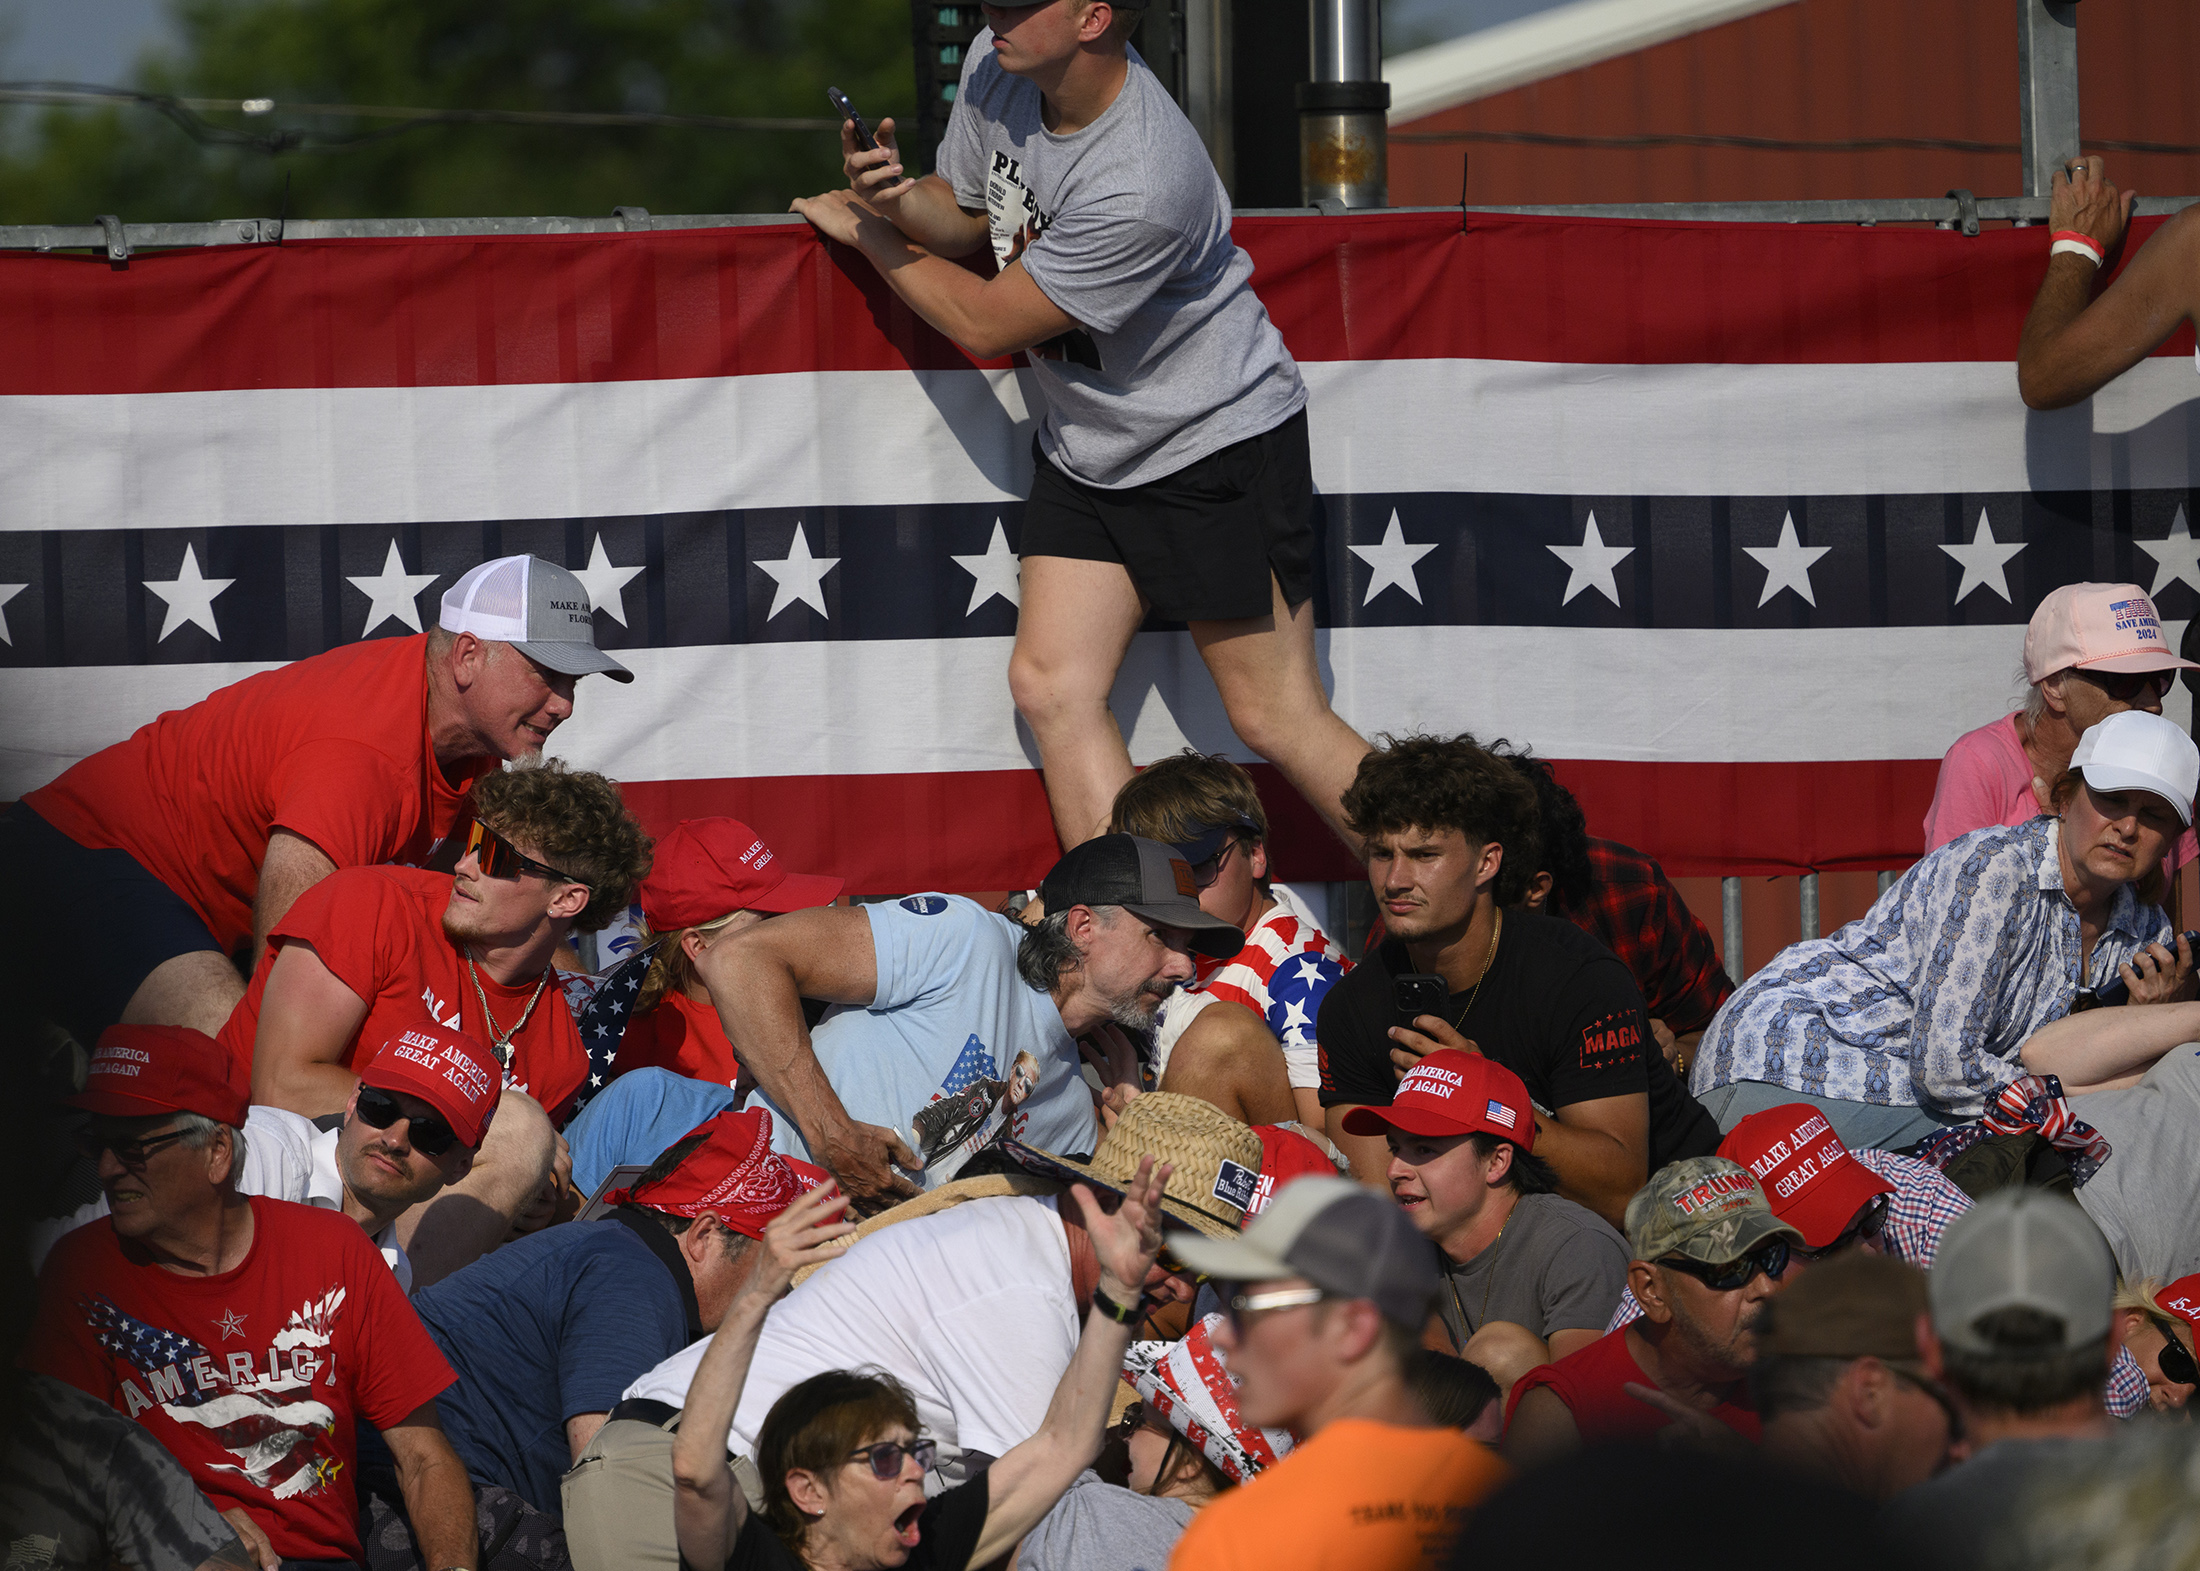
[1393, 973, 1450, 1028]
[826, 86, 877, 153]
[2078, 929, 2200, 1010]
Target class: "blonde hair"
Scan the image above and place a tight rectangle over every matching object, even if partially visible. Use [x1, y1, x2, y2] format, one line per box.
[631, 910, 744, 1016]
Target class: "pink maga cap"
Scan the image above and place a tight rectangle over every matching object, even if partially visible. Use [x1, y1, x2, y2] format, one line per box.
[2024, 583, 2200, 681]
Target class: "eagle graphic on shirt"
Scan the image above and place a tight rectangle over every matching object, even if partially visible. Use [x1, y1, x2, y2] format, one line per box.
[84, 1288, 346, 1501]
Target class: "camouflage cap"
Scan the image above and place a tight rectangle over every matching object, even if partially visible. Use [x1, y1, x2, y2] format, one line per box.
[1625, 1156, 1804, 1266]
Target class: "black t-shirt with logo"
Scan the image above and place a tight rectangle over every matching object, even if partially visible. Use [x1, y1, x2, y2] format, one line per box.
[1316, 909, 1720, 1170]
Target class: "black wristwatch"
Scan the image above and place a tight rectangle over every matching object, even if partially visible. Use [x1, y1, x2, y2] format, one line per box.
[1090, 1286, 1146, 1326]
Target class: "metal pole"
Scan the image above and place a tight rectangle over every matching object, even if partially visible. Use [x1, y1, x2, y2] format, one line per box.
[1298, 0, 1387, 208]
[1722, 877, 1744, 982]
[1184, 0, 1235, 195]
[1799, 872, 1820, 941]
[2017, 0, 2081, 197]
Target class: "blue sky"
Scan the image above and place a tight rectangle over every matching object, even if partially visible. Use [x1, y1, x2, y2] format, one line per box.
[0, 0, 1567, 88]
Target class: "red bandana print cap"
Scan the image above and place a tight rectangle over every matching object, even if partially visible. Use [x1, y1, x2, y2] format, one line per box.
[604, 1106, 827, 1239]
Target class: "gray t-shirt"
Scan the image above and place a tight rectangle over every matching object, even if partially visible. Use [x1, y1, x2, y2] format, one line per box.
[1016, 1471, 1197, 1571]
[1879, 1437, 2103, 1567]
[2070, 1043, 2200, 1283]
[935, 34, 1305, 490]
[1433, 1193, 1631, 1352]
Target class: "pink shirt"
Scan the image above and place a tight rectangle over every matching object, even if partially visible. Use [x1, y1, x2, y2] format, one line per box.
[1924, 712, 2194, 870]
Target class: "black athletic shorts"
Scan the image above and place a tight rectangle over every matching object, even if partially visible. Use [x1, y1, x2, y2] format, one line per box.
[1020, 407, 1316, 623]
[0, 801, 228, 1049]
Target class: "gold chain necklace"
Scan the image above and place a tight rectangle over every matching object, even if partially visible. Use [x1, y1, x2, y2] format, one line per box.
[1447, 908, 1503, 1031]
[467, 954, 550, 1067]
[1446, 1213, 1511, 1343]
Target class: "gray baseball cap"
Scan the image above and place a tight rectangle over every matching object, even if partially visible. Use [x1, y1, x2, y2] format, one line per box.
[1930, 1188, 2114, 1355]
[1167, 1174, 1440, 1328]
[1038, 834, 1244, 960]
[439, 554, 633, 683]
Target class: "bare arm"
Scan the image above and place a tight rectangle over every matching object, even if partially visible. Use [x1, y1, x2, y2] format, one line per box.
[248, 940, 371, 1117]
[251, 829, 337, 971]
[673, 1184, 858, 1571]
[2020, 1000, 2200, 1094]
[2018, 159, 2189, 409]
[1533, 1095, 1651, 1232]
[381, 1403, 478, 1571]
[1159, 1001, 1298, 1126]
[839, 119, 990, 258]
[1499, 1385, 1582, 1469]
[693, 905, 921, 1212]
[566, 1412, 607, 1463]
[970, 1162, 1170, 1566]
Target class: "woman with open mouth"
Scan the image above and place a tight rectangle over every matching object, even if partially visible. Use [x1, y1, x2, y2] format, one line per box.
[669, 1153, 1176, 1571]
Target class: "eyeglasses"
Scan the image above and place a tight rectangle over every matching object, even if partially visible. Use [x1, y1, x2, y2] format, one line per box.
[2078, 669, 2177, 705]
[355, 1085, 462, 1158]
[1889, 1365, 1966, 1445]
[77, 1126, 190, 1168]
[464, 820, 587, 889]
[1188, 838, 1238, 890]
[1792, 1193, 1891, 1263]
[1158, 1245, 1210, 1287]
[846, 1438, 937, 1481]
[2158, 1330, 2199, 1387]
[1655, 1237, 1791, 1292]
[1223, 1285, 1328, 1331]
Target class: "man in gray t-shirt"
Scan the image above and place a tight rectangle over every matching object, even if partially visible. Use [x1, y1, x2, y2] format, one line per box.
[791, 0, 1367, 855]
[1341, 1050, 1630, 1393]
[2072, 1042, 2200, 1284]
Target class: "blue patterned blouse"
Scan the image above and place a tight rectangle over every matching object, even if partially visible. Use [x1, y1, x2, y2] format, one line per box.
[1691, 816, 2168, 1117]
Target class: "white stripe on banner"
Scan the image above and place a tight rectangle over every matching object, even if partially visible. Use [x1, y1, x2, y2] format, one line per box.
[3, 358, 2195, 533]
[15, 622, 2183, 801]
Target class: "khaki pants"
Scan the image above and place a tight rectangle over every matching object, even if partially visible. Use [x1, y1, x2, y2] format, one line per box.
[561, 1414, 764, 1571]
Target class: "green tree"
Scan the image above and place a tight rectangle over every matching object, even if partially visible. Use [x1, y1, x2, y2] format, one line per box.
[0, 0, 916, 224]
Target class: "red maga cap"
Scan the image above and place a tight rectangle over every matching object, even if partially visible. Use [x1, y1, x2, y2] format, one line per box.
[638, 818, 844, 932]
[1717, 1104, 1894, 1249]
[357, 1021, 502, 1151]
[1338, 1050, 1535, 1152]
[2155, 1275, 2200, 1327]
[1247, 1123, 1336, 1218]
[69, 1024, 249, 1126]
[603, 1107, 827, 1239]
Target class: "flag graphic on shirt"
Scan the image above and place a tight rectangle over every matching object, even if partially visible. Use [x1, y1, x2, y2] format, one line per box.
[85, 1290, 343, 1500]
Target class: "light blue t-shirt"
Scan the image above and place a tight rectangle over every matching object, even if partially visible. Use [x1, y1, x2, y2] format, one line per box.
[746, 895, 1091, 1189]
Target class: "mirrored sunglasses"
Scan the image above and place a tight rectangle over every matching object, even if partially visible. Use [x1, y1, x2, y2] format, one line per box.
[1657, 1236, 1791, 1292]
[464, 819, 587, 888]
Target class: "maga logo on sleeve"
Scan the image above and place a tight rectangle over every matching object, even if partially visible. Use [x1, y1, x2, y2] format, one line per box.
[1579, 1011, 1645, 1071]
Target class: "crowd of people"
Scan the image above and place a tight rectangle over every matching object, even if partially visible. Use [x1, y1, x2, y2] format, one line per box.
[9, 3, 2200, 1569]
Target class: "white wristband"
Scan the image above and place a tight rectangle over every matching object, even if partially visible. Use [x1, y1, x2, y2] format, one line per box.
[2051, 237, 2104, 267]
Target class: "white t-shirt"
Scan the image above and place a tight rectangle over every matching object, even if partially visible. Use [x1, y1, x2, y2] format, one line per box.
[623, 1194, 1079, 1483]
[747, 896, 1093, 1190]
[29, 1106, 413, 1288]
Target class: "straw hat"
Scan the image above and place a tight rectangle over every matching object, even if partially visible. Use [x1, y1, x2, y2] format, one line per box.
[788, 1172, 1064, 1287]
[999, 1092, 1264, 1240]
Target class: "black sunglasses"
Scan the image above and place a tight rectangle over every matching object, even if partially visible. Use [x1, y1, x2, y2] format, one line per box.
[1188, 838, 1238, 890]
[77, 1126, 191, 1168]
[2158, 1331, 2199, 1387]
[355, 1085, 462, 1157]
[1657, 1237, 1791, 1292]
[1793, 1193, 1892, 1263]
[2079, 669, 2177, 705]
[464, 820, 587, 889]
[1158, 1244, 1211, 1287]
[846, 1438, 937, 1481]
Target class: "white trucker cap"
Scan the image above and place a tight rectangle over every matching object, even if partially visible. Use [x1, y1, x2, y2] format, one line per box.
[439, 555, 632, 683]
[2069, 709, 2200, 825]
[1930, 1188, 2113, 1355]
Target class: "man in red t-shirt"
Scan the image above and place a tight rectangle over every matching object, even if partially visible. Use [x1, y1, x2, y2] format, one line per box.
[1503, 1155, 1801, 1466]
[27, 1024, 476, 1571]
[610, 816, 845, 1087]
[3, 554, 632, 1046]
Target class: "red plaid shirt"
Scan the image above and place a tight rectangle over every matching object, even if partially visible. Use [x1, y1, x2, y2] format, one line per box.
[1556, 838, 1733, 1036]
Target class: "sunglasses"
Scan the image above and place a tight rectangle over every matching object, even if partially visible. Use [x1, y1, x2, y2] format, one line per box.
[2158, 1331, 2199, 1387]
[355, 1085, 462, 1158]
[1792, 1193, 1892, 1263]
[2078, 669, 2177, 704]
[77, 1126, 190, 1168]
[464, 820, 587, 889]
[1222, 1285, 1329, 1331]
[1158, 1245, 1210, 1287]
[1188, 838, 1238, 890]
[1656, 1237, 1791, 1292]
[846, 1438, 937, 1481]
[1890, 1366, 1966, 1445]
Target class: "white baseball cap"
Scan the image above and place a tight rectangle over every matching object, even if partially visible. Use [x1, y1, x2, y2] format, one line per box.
[439, 555, 632, 683]
[2070, 709, 2200, 825]
[2024, 582, 2199, 682]
[1930, 1189, 2113, 1355]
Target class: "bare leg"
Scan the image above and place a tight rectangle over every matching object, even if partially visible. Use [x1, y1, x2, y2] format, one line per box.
[1191, 576, 1370, 856]
[394, 1087, 557, 1288]
[121, 951, 246, 1037]
[1008, 555, 1149, 849]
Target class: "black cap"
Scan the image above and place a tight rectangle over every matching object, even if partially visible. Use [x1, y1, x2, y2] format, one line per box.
[1168, 813, 1261, 866]
[1039, 834, 1245, 960]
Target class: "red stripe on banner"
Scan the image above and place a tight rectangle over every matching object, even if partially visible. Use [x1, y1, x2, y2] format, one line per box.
[6, 211, 2191, 397]
[616, 757, 1938, 898]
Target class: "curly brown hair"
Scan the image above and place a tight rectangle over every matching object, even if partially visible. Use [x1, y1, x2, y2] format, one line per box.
[1341, 734, 1542, 908]
[472, 760, 654, 933]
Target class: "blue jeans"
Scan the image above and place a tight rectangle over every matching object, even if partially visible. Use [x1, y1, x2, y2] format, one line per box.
[1695, 1080, 1964, 1152]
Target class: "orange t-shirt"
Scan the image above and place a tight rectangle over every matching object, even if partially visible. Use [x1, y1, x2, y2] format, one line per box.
[219, 865, 589, 1125]
[613, 990, 742, 1086]
[1167, 1419, 1506, 1571]
[23, 634, 485, 955]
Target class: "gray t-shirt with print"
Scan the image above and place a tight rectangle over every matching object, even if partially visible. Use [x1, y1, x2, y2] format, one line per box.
[2072, 1042, 2200, 1284]
[935, 33, 1305, 490]
[1432, 1192, 1631, 1352]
